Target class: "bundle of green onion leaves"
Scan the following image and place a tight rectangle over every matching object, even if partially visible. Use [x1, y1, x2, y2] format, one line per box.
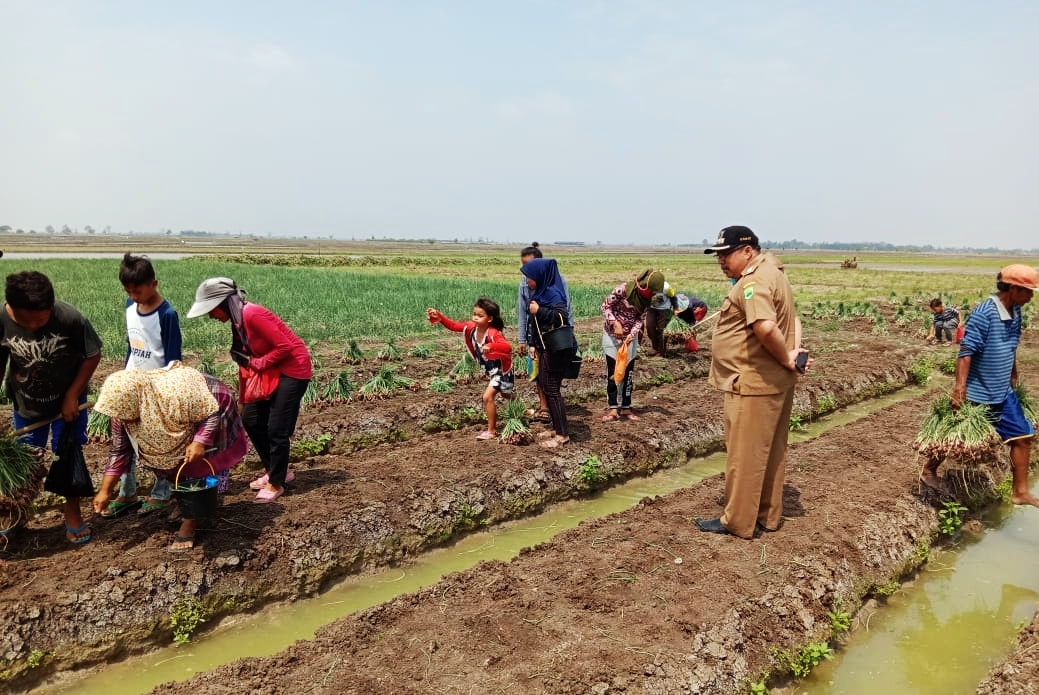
[0, 430, 48, 526]
[913, 385, 1038, 463]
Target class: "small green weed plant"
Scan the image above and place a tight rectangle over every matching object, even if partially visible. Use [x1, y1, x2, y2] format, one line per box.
[938, 500, 968, 535]
[827, 603, 852, 635]
[749, 679, 769, 695]
[170, 596, 209, 645]
[873, 579, 900, 598]
[815, 394, 837, 415]
[788, 415, 806, 432]
[291, 433, 332, 459]
[26, 649, 44, 669]
[579, 455, 604, 485]
[907, 358, 933, 385]
[780, 642, 833, 678]
[450, 353, 480, 381]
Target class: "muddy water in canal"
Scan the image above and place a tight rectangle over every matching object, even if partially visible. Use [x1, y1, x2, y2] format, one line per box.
[48, 387, 1000, 695]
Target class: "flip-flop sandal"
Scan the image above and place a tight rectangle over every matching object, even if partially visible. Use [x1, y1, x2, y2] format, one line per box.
[254, 486, 284, 503]
[531, 410, 552, 423]
[100, 498, 142, 518]
[138, 499, 171, 516]
[536, 430, 557, 440]
[539, 437, 570, 449]
[602, 411, 621, 422]
[65, 522, 92, 545]
[168, 534, 195, 554]
[620, 411, 640, 421]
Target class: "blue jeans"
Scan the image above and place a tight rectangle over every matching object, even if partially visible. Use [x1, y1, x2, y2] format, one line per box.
[117, 455, 173, 501]
[13, 398, 89, 452]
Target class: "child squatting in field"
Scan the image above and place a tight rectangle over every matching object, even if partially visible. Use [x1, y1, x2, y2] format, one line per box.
[426, 298, 515, 440]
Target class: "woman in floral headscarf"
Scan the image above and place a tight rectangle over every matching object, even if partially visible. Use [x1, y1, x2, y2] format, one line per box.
[600, 269, 665, 422]
[92, 363, 248, 553]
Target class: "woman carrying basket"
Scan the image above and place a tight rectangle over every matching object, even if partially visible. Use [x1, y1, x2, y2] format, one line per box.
[92, 363, 248, 553]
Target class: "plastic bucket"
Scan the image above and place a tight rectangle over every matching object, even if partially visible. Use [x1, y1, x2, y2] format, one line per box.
[172, 459, 219, 521]
[685, 335, 700, 352]
[956, 325, 965, 343]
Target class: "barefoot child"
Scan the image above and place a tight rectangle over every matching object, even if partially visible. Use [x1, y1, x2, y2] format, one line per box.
[426, 298, 514, 439]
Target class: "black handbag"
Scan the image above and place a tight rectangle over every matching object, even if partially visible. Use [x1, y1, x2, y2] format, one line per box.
[536, 313, 576, 353]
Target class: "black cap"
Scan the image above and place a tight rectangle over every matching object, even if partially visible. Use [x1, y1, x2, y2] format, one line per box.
[704, 225, 759, 254]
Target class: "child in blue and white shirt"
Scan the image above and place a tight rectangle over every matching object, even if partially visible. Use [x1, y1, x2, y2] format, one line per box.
[101, 254, 184, 518]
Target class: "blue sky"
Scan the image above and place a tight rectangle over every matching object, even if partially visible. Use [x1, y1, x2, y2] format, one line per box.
[1, 1, 1036, 248]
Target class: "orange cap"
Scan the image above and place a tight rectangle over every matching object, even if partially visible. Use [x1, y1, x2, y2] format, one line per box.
[1000, 264, 1039, 291]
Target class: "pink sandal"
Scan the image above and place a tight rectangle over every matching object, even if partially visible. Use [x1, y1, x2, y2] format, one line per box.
[249, 470, 295, 490]
[476, 430, 496, 440]
[254, 486, 284, 503]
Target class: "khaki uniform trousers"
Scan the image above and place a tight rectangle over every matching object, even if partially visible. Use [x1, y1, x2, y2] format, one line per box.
[719, 387, 795, 539]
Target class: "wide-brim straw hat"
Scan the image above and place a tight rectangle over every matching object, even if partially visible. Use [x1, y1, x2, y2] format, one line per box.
[186, 277, 237, 318]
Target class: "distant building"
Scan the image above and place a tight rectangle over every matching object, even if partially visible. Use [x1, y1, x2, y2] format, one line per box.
[553, 241, 586, 246]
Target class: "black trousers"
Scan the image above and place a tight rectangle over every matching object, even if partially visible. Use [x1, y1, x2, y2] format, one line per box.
[537, 350, 569, 437]
[605, 354, 636, 409]
[241, 375, 309, 488]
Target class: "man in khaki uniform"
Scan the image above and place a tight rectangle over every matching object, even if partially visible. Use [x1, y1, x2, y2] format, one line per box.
[697, 226, 807, 538]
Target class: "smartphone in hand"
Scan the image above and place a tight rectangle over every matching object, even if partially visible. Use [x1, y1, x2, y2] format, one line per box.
[795, 351, 809, 374]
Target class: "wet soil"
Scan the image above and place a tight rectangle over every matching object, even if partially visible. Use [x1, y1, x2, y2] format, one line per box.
[977, 614, 1039, 694]
[0, 315, 1014, 693]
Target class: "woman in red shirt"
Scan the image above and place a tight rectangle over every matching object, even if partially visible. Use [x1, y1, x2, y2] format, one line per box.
[188, 277, 312, 502]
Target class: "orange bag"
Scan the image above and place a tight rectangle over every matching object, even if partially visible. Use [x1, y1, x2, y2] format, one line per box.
[613, 339, 630, 385]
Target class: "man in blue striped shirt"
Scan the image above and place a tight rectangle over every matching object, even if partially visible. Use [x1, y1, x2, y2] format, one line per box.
[924, 264, 1039, 507]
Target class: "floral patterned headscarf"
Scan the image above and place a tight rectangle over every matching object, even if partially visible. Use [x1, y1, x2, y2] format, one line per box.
[95, 363, 218, 466]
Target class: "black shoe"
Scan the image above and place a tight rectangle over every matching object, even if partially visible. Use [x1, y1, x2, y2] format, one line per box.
[756, 522, 778, 534]
[694, 517, 731, 535]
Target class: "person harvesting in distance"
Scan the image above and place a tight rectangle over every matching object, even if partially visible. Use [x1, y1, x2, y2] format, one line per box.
[187, 277, 312, 503]
[928, 298, 960, 344]
[922, 265, 1039, 508]
[100, 253, 184, 519]
[600, 268, 665, 422]
[517, 242, 573, 423]
[427, 298, 514, 440]
[0, 271, 102, 544]
[696, 226, 809, 538]
[643, 278, 679, 357]
[520, 258, 575, 449]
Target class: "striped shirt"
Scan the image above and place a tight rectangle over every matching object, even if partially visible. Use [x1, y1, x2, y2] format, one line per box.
[931, 307, 959, 326]
[958, 295, 1020, 404]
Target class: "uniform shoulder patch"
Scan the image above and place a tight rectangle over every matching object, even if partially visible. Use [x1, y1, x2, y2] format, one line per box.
[743, 283, 755, 301]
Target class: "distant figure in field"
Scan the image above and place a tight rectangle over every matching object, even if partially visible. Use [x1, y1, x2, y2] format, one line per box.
[928, 298, 960, 344]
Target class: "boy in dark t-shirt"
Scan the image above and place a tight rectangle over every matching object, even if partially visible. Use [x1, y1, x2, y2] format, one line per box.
[1, 271, 102, 544]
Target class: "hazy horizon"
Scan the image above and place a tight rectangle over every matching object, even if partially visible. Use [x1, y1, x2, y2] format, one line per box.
[2, 2, 1036, 250]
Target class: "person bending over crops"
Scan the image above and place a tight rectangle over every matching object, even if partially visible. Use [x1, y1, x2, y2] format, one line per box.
[643, 279, 680, 357]
[521, 258, 575, 448]
[517, 242, 573, 424]
[922, 265, 1039, 508]
[695, 226, 809, 539]
[1, 271, 102, 544]
[187, 278, 312, 503]
[600, 268, 664, 422]
[427, 298, 514, 440]
[928, 298, 960, 344]
[92, 364, 248, 553]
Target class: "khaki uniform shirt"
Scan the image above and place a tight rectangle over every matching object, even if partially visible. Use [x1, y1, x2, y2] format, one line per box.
[709, 253, 798, 396]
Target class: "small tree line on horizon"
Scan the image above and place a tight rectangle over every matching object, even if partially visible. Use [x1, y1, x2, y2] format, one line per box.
[0, 226, 1034, 254]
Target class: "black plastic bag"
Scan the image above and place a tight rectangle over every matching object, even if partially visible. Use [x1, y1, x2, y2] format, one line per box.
[44, 424, 95, 497]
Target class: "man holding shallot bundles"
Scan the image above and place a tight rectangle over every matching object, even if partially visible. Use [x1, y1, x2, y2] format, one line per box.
[922, 264, 1039, 508]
